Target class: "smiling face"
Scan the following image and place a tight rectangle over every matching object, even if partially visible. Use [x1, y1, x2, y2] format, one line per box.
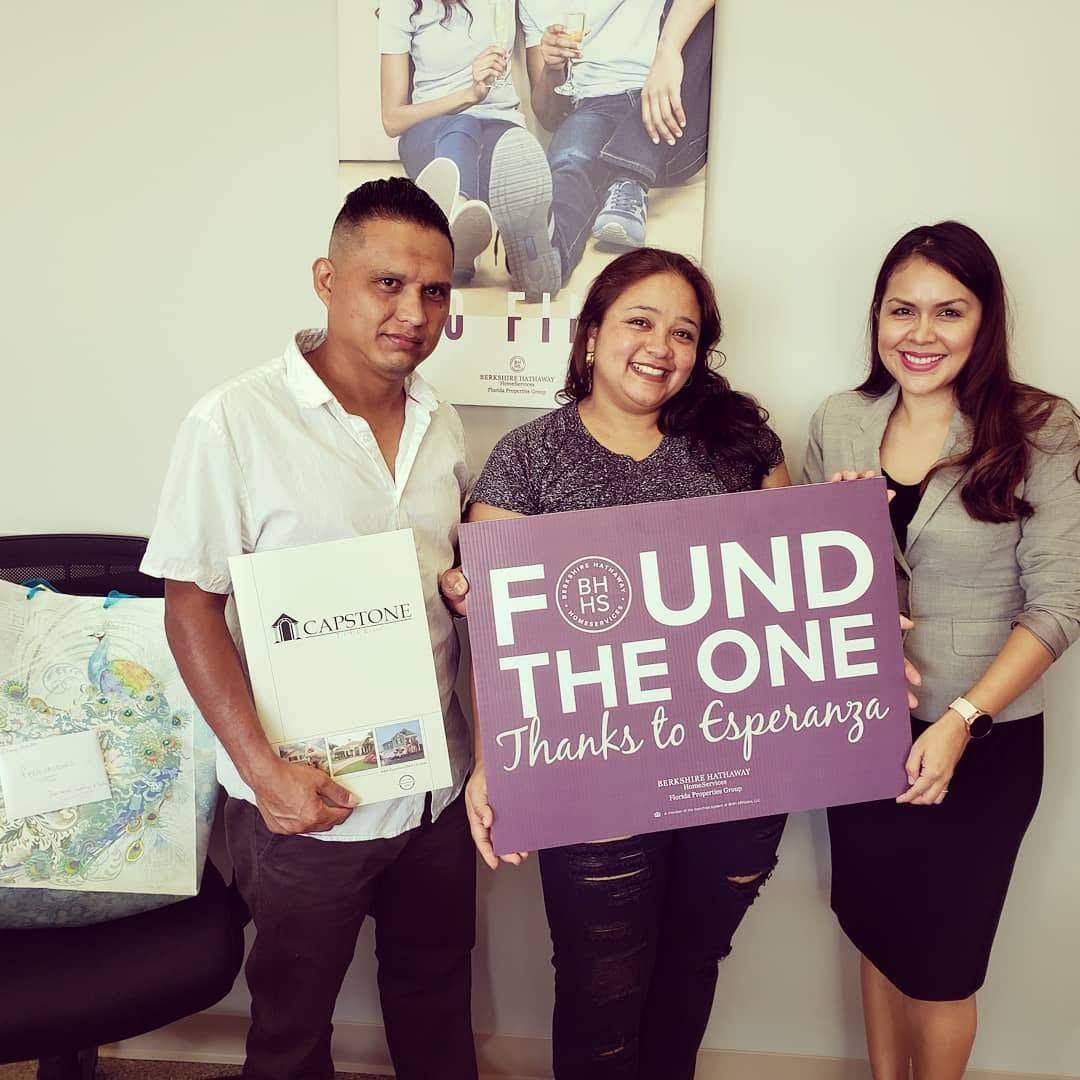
[315, 216, 453, 381]
[586, 271, 701, 417]
[876, 256, 982, 403]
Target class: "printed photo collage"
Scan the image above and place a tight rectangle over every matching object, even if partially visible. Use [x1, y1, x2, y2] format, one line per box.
[276, 718, 428, 781]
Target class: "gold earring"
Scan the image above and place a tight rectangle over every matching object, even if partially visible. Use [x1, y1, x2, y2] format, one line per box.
[585, 348, 595, 369]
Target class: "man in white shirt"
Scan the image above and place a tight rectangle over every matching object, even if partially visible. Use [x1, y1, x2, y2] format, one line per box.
[519, 0, 715, 275]
[141, 179, 477, 1080]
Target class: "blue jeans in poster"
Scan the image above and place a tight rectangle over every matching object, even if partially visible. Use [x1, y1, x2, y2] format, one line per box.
[538, 812, 786, 1080]
[398, 114, 516, 202]
[598, 2, 714, 188]
[548, 2, 713, 276]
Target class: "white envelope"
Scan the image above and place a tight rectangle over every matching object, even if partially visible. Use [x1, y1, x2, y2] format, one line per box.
[0, 729, 111, 820]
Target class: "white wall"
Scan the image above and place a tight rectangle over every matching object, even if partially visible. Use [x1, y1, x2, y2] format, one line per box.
[3, 2, 1078, 1076]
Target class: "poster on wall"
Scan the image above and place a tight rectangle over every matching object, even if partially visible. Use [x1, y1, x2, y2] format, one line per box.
[339, 0, 714, 407]
[460, 480, 912, 855]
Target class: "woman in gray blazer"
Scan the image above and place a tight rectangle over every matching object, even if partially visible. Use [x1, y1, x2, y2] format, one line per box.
[805, 221, 1080, 1080]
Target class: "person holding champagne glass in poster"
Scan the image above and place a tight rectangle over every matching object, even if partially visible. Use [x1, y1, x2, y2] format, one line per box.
[379, 0, 563, 299]
[518, 0, 716, 291]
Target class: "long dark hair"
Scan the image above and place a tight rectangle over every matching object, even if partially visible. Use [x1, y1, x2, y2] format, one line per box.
[860, 220, 1077, 522]
[559, 248, 777, 484]
[411, 0, 472, 28]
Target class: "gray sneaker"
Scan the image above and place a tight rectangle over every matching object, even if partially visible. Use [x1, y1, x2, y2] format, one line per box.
[592, 179, 648, 249]
[489, 128, 561, 302]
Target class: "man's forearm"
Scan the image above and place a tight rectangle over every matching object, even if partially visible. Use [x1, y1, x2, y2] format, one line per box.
[532, 71, 569, 131]
[527, 50, 571, 132]
[164, 581, 277, 789]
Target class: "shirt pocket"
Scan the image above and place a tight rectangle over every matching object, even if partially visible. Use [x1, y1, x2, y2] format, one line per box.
[952, 618, 1011, 658]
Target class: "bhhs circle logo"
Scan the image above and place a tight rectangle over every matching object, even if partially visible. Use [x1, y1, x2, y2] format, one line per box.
[554, 556, 632, 633]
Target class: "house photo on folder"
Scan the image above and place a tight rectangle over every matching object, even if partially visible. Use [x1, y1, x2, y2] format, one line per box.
[228, 530, 452, 804]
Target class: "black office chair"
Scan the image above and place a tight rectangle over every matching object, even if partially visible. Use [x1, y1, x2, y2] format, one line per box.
[0, 535, 248, 1080]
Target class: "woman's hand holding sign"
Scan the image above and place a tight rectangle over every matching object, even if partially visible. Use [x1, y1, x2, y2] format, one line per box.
[440, 564, 529, 868]
[465, 762, 529, 870]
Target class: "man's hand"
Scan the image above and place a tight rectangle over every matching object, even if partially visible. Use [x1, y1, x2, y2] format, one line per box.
[641, 45, 685, 145]
[465, 763, 528, 870]
[439, 566, 470, 618]
[539, 23, 583, 69]
[250, 756, 359, 835]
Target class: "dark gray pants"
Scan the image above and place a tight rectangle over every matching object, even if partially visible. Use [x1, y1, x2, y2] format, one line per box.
[226, 793, 478, 1080]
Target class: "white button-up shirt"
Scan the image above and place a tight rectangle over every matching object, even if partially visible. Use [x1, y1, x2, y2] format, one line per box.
[142, 329, 472, 841]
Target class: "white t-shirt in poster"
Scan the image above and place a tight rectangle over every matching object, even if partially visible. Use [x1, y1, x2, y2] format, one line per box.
[519, 0, 665, 101]
[378, 0, 526, 128]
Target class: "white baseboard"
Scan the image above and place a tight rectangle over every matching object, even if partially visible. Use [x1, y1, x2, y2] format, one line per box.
[100, 1010, 1074, 1080]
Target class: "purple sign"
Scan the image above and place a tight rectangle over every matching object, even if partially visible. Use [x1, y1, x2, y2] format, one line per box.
[460, 479, 912, 855]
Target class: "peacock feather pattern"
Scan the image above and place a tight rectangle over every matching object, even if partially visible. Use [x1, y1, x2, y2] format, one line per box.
[0, 631, 192, 892]
[0, 584, 220, 927]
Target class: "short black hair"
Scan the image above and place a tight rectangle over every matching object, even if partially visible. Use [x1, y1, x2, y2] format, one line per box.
[329, 177, 453, 258]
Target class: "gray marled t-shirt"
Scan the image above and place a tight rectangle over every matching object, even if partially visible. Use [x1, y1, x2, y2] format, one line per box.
[471, 402, 784, 514]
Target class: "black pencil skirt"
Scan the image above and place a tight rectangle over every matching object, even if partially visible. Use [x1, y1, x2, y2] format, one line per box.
[828, 713, 1044, 1001]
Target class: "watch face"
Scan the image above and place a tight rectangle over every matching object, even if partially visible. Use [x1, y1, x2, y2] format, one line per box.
[968, 712, 993, 739]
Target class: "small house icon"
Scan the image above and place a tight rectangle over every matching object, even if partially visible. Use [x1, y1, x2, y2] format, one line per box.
[272, 613, 301, 644]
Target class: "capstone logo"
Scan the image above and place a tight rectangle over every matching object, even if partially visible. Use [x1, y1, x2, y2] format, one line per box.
[269, 602, 412, 645]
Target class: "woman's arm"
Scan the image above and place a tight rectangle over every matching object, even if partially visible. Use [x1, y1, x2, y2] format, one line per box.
[897, 627, 1054, 808]
[460, 500, 530, 869]
[899, 417, 1080, 806]
[761, 461, 792, 489]
[380, 50, 507, 138]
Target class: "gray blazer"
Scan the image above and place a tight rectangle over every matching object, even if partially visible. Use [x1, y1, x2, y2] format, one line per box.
[805, 386, 1080, 725]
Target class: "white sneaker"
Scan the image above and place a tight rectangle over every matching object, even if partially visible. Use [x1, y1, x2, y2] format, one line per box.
[414, 157, 459, 221]
[449, 197, 495, 281]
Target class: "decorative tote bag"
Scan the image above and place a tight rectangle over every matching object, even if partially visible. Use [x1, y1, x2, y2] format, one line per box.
[0, 580, 219, 927]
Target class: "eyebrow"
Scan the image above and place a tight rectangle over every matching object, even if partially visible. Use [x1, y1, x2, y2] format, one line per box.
[625, 304, 700, 330]
[370, 268, 452, 292]
[885, 296, 970, 308]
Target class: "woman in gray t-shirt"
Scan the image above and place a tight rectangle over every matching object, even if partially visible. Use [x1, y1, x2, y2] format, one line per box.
[466, 247, 789, 1079]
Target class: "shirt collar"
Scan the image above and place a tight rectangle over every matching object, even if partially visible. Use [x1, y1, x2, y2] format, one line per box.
[285, 329, 443, 415]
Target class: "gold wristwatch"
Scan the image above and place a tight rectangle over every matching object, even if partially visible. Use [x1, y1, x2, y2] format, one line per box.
[948, 696, 993, 739]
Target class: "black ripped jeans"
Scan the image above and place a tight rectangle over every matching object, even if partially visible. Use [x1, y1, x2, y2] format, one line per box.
[538, 814, 786, 1080]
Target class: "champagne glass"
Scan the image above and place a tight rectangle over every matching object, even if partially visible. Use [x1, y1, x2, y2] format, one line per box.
[553, 10, 587, 98]
[488, 0, 513, 87]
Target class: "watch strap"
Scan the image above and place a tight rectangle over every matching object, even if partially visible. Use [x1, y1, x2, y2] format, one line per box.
[949, 695, 992, 737]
